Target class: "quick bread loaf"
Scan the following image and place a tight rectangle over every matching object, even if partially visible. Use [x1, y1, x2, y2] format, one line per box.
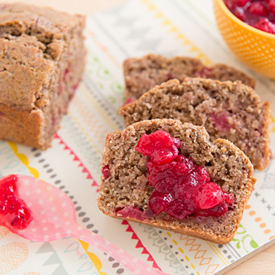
[0, 3, 86, 149]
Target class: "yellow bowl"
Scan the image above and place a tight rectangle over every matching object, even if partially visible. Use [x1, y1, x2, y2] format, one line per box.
[214, 0, 275, 78]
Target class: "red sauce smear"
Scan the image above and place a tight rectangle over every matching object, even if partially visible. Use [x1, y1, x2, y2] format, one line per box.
[0, 175, 32, 230]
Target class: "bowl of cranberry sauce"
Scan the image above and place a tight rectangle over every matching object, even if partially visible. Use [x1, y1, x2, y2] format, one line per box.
[214, 0, 275, 78]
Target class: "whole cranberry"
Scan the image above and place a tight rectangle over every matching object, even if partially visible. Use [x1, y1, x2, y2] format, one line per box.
[232, 0, 250, 7]
[149, 190, 172, 215]
[248, 1, 269, 16]
[254, 18, 275, 34]
[224, 0, 234, 9]
[194, 182, 224, 210]
[232, 6, 246, 21]
[269, 0, 275, 14]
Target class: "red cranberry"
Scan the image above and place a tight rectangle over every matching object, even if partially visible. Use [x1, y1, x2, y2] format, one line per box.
[183, 172, 201, 188]
[232, 0, 250, 7]
[174, 155, 194, 174]
[0, 175, 32, 230]
[254, 18, 275, 33]
[149, 190, 173, 215]
[122, 98, 134, 107]
[0, 175, 16, 200]
[101, 165, 110, 179]
[232, 6, 247, 21]
[194, 182, 224, 209]
[195, 201, 230, 217]
[63, 67, 70, 81]
[164, 199, 194, 220]
[194, 166, 211, 184]
[248, 2, 269, 16]
[117, 206, 143, 220]
[224, 0, 234, 9]
[167, 73, 175, 80]
[210, 113, 232, 132]
[147, 160, 179, 194]
[10, 205, 32, 229]
[136, 131, 182, 165]
[270, 0, 275, 14]
[224, 192, 235, 204]
[196, 67, 214, 78]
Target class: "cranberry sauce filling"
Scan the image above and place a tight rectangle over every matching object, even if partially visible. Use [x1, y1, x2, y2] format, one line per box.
[116, 206, 153, 220]
[195, 67, 214, 78]
[0, 175, 32, 230]
[101, 165, 110, 179]
[135, 131, 234, 220]
[122, 98, 135, 107]
[224, 0, 275, 34]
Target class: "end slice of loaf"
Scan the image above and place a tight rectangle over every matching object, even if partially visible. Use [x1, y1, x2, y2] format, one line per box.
[123, 54, 256, 101]
[98, 119, 256, 244]
[120, 78, 270, 170]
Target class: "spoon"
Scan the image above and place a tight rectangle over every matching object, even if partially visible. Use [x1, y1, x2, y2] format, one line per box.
[0, 174, 168, 275]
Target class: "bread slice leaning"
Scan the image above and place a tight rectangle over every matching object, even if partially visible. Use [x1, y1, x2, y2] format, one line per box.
[120, 78, 270, 170]
[123, 54, 255, 101]
[98, 119, 256, 244]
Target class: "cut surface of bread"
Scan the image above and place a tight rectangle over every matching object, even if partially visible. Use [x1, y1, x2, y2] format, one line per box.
[123, 54, 256, 101]
[98, 119, 256, 244]
[120, 78, 270, 170]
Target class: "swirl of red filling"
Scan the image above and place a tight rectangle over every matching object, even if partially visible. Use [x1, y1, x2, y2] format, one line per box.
[135, 131, 234, 219]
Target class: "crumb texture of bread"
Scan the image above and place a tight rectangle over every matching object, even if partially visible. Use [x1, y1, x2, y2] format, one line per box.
[98, 119, 256, 244]
[0, 3, 86, 149]
[123, 54, 255, 101]
[120, 78, 270, 170]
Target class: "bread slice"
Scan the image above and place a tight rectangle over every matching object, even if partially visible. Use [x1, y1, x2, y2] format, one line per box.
[98, 119, 256, 244]
[120, 78, 270, 170]
[123, 54, 256, 102]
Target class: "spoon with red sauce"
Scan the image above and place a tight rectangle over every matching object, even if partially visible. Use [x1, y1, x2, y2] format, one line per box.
[0, 174, 168, 275]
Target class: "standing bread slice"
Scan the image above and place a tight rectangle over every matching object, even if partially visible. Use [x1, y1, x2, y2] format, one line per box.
[123, 54, 255, 102]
